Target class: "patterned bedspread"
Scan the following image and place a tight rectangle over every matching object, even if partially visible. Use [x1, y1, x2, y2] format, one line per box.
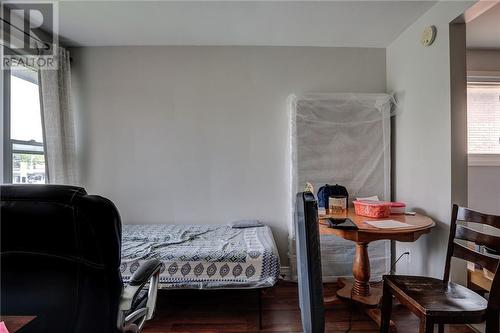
[121, 224, 280, 289]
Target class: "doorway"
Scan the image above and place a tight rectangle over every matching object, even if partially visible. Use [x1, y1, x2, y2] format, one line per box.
[466, 4, 500, 216]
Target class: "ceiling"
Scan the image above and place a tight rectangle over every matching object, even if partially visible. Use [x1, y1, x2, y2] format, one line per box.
[55, 1, 437, 48]
[467, 3, 500, 49]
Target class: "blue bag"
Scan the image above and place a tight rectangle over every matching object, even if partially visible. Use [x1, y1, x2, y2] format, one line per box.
[317, 184, 349, 208]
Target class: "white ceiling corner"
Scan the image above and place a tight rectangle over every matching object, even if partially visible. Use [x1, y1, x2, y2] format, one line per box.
[467, 2, 500, 49]
[54, 1, 437, 47]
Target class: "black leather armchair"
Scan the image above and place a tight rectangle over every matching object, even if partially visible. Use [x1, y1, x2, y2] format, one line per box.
[0, 185, 164, 333]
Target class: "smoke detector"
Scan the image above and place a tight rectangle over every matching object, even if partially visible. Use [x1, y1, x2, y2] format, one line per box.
[421, 25, 437, 47]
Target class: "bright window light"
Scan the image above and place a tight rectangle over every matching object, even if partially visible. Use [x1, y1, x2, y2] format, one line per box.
[10, 73, 43, 142]
[467, 83, 500, 154]
[9, 68, 46, 184]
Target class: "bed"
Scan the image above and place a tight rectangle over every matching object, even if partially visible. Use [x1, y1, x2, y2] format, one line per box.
[120, 224, 281, 290]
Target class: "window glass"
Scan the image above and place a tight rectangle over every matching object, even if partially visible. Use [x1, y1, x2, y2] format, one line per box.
[467, 84, 500, 154]
[9, 67, 46, 184]
[12, 153, 46, 184]
[10, 69, 43, 142]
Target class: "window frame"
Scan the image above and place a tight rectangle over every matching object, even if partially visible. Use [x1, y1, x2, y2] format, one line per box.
[467, 72, 500, 167]
[3, 58, 47, 183]
[3, 66, 12, 183]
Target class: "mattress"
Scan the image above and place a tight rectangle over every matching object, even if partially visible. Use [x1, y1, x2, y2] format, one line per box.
[121, 224, 280, 289]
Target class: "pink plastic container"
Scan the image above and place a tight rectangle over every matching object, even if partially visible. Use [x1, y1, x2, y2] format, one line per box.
[353, 200, 391, 218]
[390, 202, 406, 215]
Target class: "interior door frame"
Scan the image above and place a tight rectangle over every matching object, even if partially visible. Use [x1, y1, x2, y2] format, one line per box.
[448, 1, 498, 208]
[447, 0, 498, 286]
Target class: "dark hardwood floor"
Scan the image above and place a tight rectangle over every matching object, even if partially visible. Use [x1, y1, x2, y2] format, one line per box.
[143, 281, 477, 333]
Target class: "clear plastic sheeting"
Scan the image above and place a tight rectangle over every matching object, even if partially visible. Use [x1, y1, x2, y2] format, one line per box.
[289, 237, 390, 283]
[289, 93, 393, 281]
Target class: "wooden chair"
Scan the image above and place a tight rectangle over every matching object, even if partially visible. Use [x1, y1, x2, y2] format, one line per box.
[380, 205, 500, 333]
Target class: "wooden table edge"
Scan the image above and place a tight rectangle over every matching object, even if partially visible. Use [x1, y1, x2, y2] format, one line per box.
[0, 316, 37, 333]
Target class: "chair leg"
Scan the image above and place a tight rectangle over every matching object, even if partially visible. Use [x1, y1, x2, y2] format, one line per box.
[437, 323, 444, 333]
[379, 282, 393, 333]
[419, 318, 434, 333]
[486, 308, 499, 333]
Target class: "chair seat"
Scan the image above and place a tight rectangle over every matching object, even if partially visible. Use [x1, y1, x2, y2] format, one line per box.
[385, 275, 488, 319]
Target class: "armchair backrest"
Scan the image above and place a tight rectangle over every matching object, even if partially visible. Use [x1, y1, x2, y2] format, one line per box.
[1, 185, 123, 333]
[444, 204, 500, 311]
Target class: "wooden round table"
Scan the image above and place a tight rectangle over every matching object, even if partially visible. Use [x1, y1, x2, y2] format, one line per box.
[319, 210, 435, 308]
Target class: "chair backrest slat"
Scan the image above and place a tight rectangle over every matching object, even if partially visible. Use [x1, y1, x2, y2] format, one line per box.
[456, 225, 500, 252]
[457, 207, 500, 229]
[444, 205, 500, 311]
[453, 241, 499, 274]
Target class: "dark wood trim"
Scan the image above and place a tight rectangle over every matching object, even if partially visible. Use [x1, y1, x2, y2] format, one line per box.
[458, 206, 500, 229]
[380, 205, 500, 332]
[456, 225, 500, 252]
[257, 289, 263, 330]
[0, 316, 37, 332]
[444, 205, 460, 282]
[453, 242, 499, 274]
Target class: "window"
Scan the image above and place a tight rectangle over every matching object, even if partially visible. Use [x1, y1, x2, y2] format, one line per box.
[4, 66, 46, 183]
[467, 82, 500, 164]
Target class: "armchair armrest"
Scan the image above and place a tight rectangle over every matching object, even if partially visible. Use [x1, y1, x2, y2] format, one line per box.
[129, 259, 163, 286]
[118, 259, 163, 332]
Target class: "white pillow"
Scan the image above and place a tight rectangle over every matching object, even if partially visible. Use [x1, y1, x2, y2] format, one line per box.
[228, 220, 264, 228]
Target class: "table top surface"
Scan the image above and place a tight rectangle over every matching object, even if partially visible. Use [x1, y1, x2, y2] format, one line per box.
[319, 209, 435, 243]
[0, 316, 36, 333]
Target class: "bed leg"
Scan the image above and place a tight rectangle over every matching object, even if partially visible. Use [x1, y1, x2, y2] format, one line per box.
[258, 289, 263, 330]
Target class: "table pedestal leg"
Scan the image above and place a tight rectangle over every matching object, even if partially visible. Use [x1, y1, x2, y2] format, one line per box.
[353, 242, 370, 296]
[334, 242, 397, 332]
[337, 242, 379, 305]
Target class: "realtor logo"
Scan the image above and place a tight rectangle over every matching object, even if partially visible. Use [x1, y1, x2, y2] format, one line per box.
[1, 1, 58, 69]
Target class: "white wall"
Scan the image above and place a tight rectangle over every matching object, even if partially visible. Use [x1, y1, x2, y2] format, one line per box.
[467, 49, 500, 216]
[70, 46, 386, 263]
[387, 1, 472, 279]
[468, 166, 500, 215]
